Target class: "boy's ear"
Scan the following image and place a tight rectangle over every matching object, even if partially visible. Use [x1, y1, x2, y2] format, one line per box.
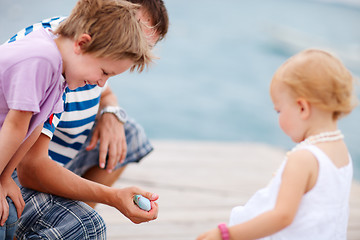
[74, 34, 92, 54]
[297, 98, 311, 120]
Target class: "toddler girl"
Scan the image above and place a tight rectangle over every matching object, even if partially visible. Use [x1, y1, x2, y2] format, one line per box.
[197, 49, 358, 240]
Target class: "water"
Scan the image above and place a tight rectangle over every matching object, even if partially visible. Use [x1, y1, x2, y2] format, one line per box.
[1, 0, 360, 179]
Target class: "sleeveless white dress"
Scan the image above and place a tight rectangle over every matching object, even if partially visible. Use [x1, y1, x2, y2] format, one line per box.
[229, 145, 352, 240]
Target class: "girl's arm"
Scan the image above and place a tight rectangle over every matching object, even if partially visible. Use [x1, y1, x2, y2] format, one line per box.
[197, 150, 317, 240]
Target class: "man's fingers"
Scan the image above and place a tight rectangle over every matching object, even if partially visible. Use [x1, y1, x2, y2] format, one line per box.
[86, 130, 99, 151]
[106, 144, 117, 172]
[98, 140, 109, 169]
[119, 140, 127, 163]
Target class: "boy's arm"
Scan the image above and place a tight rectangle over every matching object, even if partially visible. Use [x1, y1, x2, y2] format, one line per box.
[17, 133, 158, 224]
[197, 150, 315, 240]
[0, 110, 42, 223]
[0, 123, 43, 222]
[86, 86, 127, 172]
[0, 110, 33, 174]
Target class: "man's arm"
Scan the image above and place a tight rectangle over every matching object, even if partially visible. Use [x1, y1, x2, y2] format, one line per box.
[86, 86, 127, 172]
[17, 133, 158, 224]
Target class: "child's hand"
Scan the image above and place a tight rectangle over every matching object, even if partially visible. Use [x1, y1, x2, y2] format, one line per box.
[0, 177, 25, 219]
[0, 184, 9, 226]
[112, 186, 159, 224]
[196, 228, 222, 240]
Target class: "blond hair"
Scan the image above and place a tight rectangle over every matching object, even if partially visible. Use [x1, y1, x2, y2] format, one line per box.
[272, 49, 358, 120]
[55, 0, 152, 72]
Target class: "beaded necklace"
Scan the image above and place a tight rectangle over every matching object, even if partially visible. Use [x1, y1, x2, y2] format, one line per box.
[288, 130, 344, 154]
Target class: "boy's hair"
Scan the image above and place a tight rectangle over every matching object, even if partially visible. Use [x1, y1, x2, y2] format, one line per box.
[128, 0, 169, 43]
[54, 0, 151, 72]
[273, 49, 358, 120]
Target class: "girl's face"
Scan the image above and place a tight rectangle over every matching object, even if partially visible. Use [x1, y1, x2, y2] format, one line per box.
[64, 52, 133, 90]
[270, 80, 305, 143]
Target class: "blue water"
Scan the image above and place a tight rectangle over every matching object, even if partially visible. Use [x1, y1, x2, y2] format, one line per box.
[1, 0, 360, 179]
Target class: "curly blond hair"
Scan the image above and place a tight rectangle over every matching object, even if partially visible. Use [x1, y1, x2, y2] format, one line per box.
[272, 49, 358, 120]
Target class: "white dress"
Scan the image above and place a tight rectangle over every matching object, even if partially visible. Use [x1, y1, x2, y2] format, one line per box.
[229, 145, 352, 240]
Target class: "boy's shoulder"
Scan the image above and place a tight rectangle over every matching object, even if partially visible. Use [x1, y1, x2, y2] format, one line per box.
[15, 28, 57, 52]
[1, 28, 62, 68]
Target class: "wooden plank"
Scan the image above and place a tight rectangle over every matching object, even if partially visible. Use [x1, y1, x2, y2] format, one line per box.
[96, 141, 360, 240]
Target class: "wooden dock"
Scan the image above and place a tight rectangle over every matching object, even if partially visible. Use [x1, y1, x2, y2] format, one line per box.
[96, 140, 360, 240]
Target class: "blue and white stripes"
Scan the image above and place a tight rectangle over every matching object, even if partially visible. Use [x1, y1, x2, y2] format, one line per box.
[7, 16, 67, 43]
[44, 84, 104, 165]
[8, 16, 106, 166]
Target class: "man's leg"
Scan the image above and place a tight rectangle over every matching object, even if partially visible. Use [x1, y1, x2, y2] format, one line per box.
[12, 171, 106, 240]
[65, 118, 153, 207]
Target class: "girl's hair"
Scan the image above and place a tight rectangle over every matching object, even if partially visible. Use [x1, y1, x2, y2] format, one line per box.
[54, 0, 152, 72]
[127, 0, 169, 43]
[273, 49, 358, 120]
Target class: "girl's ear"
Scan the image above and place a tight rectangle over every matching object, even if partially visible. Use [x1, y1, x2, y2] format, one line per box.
[74, 34, 92, 54]
[297, 98, 311, 120]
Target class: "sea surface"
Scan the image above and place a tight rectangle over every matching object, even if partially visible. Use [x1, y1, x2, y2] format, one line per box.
[1, 0, 360, 179]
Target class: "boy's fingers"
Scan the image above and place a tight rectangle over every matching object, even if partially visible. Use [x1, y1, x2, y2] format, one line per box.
[148, 193, 159, 201]
[0, 200, 9, 226]
[13, 196, 25, 218]
[137, 191, 159, 201]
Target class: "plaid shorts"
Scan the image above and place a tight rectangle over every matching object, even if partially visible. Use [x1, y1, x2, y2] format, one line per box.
[13, 118, 153, 239]
[65, 117, 154, 176]
[12, 183, 106, 240]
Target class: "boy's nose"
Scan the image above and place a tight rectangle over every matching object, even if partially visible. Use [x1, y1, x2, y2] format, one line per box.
[97, 77, 108, 87]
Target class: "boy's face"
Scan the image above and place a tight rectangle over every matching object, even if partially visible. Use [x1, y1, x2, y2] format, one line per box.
[64, 47, 134, 90]
[63, 8, 159, 90]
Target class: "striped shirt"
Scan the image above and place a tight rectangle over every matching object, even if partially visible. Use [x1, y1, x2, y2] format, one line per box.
[8, 17, 107, 165]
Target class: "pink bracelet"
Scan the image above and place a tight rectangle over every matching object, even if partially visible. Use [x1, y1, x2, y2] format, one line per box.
[218, 223, 230, 240]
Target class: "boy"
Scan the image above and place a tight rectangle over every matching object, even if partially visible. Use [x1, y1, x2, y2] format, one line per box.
[9, 0, 169, 239]
[0, 0, 152, 238]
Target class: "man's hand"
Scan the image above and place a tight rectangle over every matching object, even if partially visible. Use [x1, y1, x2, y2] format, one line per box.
[111, 186, 159, 224]
[86, 112, 127, 173]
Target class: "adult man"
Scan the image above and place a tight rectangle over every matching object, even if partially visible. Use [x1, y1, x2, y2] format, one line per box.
[9, 0, 169, 239]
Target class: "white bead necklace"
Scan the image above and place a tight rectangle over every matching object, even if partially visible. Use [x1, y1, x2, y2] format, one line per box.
[288, 130, 344, 154]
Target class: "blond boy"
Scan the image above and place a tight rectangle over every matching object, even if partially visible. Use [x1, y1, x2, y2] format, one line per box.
[1, 0, 155, 238]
